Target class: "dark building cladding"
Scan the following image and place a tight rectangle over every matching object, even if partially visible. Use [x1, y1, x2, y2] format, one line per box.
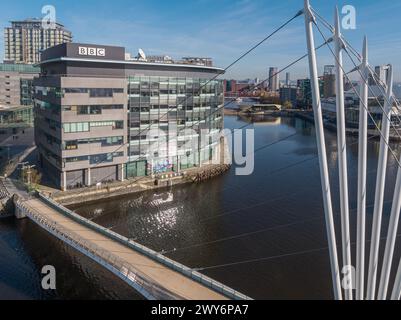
[279, 86, 298, 108]
[297, 78, 325, 109]
[34, 43, 225, 190]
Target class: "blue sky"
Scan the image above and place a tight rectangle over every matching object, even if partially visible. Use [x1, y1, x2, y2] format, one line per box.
[1, 0, 400, 81]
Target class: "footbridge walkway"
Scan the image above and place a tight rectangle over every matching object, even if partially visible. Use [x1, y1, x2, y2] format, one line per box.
[0, 177, 251, 300]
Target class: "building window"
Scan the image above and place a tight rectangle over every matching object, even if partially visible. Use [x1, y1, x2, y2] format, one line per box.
[77, 106, 89, 114]
[63, 122, 89, 133]
[75, 105, 123, 115]
[64, 88, 88, 94]
[89, 88, 113, 97]
[90, 121, 123, 129]
[89, 152, 124, 164]
[114, 121, 124, 129]
[65, 140, 78, 150]
[126, 161, 147, 178]
[63, 120, 124, 131]
[62, 88, 123, 97]
[65, 156, 88, 163]
[64, 136, 123, 148]
[44, 133, 61, 147]
[104, 136, 123, 146]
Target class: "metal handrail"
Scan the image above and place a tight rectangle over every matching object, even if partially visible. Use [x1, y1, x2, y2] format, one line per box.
[38, 193, 251, 300]
[16, 200, 183, 300]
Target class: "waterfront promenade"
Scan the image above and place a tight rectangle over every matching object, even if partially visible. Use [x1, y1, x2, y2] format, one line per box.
[50, 163, 231, 206]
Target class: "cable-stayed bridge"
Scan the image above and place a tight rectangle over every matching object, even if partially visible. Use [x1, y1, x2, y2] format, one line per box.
[1, 0, 401, 300]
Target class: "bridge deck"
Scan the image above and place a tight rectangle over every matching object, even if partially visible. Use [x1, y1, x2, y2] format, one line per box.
[25, 198, 228, 300]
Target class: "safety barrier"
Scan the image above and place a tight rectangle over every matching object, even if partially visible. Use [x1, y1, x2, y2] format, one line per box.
[0, 178, 13, 218]
[16, 200, 183, 300]
[39, 193, 251, 300]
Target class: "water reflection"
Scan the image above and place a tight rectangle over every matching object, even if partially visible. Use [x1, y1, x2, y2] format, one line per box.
[68, 115, 401, 299]
[0, 217, 142, 299]
[8, 114, 401, 299]
[237, 114, 282, 125]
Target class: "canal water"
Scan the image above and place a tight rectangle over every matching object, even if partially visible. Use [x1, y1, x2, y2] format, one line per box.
[1, 115, 401, 299]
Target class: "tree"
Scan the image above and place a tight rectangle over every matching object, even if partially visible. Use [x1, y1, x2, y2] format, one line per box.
[282, 100, 293, 109]
[21, 166, 42, 187]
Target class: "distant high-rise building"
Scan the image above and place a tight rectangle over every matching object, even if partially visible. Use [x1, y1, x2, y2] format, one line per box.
[268, 67, 279, 92]
[297, 78, 324, 108]
[280, 86, 298, 108]
[4, 19, 72, 64]
[375, 65, 388, 84]
[297, 79, 312, 108]
[368, 65, 388, 86]
[285, 72, 290, 86]
[224, 79, 237, 95]
[323, 65, 336, 98]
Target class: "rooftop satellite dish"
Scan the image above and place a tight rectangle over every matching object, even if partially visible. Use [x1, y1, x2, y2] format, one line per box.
[138, 48, 146, 61]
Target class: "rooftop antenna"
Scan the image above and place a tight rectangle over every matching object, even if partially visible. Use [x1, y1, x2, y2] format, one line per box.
[137, 48, 147, 61]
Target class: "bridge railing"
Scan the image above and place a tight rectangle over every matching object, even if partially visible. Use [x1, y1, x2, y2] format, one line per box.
[0, 178, 11, 198]
[16, 200, 183, 300]
[39, 193, 252, 300]
[0, 178, 13, 218]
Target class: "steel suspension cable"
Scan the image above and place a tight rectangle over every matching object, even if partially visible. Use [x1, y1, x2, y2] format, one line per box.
[314, 22, 401, 181]
[58, 11, 329, 191]
[314, 20, 401, 301]
[161, 198, 398, 256]
[194, 233, 401, 273]
[67, 40, 329, 188]
[312, 8, 401, 132]
[101, 113, 381, 246]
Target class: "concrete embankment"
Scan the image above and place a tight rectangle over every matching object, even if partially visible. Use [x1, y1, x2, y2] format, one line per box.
[295, 112, 401, 141]
[50, 164, 231, 206]
[191, 164, 231, 182]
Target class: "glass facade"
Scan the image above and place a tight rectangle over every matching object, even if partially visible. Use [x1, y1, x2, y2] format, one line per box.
[0, 105, 33, 126]
[126, 76, 224, 177]
[0, 63, 40, 73]
[63, 120, 124, 133]
[64, 136, 124, 150]
[20, 78, 34, 105]
[64, 88, 124, 97]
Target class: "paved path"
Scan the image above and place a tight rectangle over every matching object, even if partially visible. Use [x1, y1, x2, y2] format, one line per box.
[0, 127, 34, 147]
[25, 197, 228, 300]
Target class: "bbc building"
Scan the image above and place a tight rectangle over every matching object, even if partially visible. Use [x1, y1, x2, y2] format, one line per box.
[34, 43, 225, 190]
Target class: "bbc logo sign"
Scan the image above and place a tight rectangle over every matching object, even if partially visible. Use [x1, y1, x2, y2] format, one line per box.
[78, 47, 106, 57]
